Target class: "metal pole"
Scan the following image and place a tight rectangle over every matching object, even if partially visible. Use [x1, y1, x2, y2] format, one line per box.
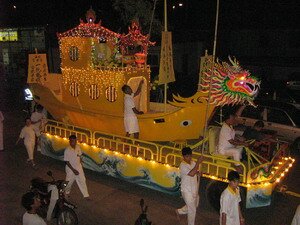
[164, 0, 168, 112]
[201, 0, 219, 153]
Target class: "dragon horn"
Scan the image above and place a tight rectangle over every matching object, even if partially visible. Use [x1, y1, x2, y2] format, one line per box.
[228, 56, 240, 70]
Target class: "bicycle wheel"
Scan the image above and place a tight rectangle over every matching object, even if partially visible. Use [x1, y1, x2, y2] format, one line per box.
[57, 207, 78, 225]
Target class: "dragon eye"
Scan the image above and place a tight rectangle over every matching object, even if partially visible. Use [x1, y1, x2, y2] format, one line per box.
[180, 120, 192, 127]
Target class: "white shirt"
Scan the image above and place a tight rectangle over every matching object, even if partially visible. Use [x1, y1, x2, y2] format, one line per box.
[20, 126, 36, 144]
[23, 212, 47, 225]
[292, 205, 300, 225]
[220, 186, 241, 225]
[179, 161, 198, 196]
[64, 144, 83, 170]
[124, 94, 136, 118]
[218, 123, 235, 151]
[31, 112, 46, 130]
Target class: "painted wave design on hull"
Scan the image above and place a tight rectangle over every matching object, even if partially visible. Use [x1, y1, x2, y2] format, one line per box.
[247, 189, 271, 208]
[41, 135, 180, 195]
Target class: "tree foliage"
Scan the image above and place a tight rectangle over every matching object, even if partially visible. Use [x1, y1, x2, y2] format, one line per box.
[112, 0, 161, 38]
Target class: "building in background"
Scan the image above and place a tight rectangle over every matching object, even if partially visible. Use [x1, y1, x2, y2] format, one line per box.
[0, 27, 46, 85]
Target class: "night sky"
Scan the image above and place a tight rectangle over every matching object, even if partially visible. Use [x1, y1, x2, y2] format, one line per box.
[1, 0, 299, 33]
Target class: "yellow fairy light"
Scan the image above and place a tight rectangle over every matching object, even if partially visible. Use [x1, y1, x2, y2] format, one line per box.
[276, 178, 280, 183]
[285, 168, 289, 172]
[138, 157, 143, 161]
[278, 162, 282, 165]
[280, 173, 284, 177]
[289, 164, 293, 167]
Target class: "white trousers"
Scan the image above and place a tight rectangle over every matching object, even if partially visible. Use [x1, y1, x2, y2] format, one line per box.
[0, 123, 3, 150]
[177, 191, 198, 225]
[47, 185, 59, 221]
[24, 141, 35, 160]
[292, 205, 300, 225]
[65, 166, 89, 198]
[124, 116, 139, 134]
[220, 147, 243, 165]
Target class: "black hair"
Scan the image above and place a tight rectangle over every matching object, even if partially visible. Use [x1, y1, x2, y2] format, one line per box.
[69, 135, 77, 140]
[223, 111, 236, 121]
[121, 85, 129, 93]
[21, 192, 36, 211]
[254, 120, 264, 128]
[228, 170, 240, 181]
[182, 147, 192, 156]
[36, 104, 43, 111]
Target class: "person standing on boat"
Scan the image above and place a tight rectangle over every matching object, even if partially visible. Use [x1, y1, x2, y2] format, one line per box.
[176, 147, 203, 225]
[64, 135, 90, 199]
[121, 80, 144, 139]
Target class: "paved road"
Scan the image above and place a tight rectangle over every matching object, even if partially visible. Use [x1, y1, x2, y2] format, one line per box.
[0, 109, 299, 224]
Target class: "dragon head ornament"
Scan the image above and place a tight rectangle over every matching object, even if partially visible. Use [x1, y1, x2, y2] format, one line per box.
[201, 56, 260, 106]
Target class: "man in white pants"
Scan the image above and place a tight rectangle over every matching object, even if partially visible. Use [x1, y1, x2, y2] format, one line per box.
[218, 112, 248, 173]
[16, 118, 36, 167]
[176, 147, 203, 225]
[0, 111, 4, 151]
[121, 80, 144, 139]
[64, 135, 90, 199]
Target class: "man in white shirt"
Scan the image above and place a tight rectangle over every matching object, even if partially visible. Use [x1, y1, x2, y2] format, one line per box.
[21, 191, 47, 225]
[176, 147, 203, 225]
[218, 113, 248, 173]
[121, 80, 144, 139]
[16, 118, 36, 167]
[64, 135, 90, 199]
[31, 105, 47, 137]
[220, 171, 245, 225]
[31, 105, 47, 152]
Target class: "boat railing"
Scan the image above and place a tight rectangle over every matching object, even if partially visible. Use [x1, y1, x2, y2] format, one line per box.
[159, 141, 247, 183]
[44, 120, 296, 185]
[93, 131, 160, 161]
[94, 136, 158, 161]
[93, 64, 150, 72]
[45, 120, 93, 144]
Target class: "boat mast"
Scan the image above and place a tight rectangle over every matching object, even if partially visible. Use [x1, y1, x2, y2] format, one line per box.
[163, 0, 168, 112]
[202, 0, 220, 153]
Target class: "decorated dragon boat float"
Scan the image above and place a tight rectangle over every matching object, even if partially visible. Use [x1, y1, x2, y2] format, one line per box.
[27, 9, 294, 209]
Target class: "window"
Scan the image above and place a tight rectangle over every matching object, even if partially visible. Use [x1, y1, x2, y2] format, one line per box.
[69, 46, 79, 61]
[267, 108, 293, 126]
[105, 86, 117, 102]
[69, 82, 80, 97]
[241, 106, 264, 120]
[88, 84, 100, 100]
